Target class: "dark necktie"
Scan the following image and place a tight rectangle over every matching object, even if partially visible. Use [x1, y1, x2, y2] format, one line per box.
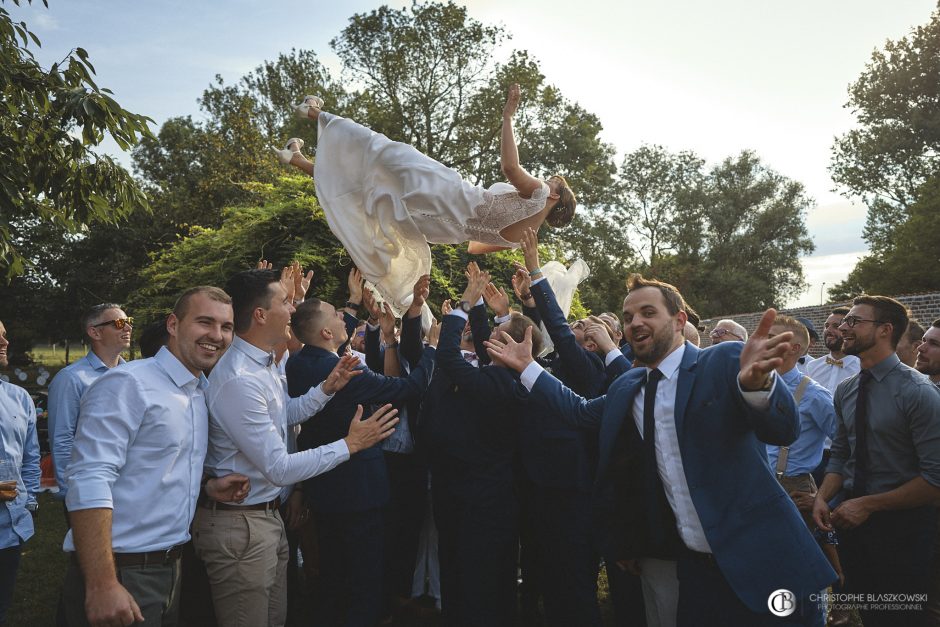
[643, 368, 665, 549]
[851, 370, 873, 498]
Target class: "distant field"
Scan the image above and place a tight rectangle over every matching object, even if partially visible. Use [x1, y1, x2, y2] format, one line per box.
[27, 344, 89, 367]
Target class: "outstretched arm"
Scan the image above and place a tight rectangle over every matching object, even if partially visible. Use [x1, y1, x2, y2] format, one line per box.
[500, 84, 543, 198]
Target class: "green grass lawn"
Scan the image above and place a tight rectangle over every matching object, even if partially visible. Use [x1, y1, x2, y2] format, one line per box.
[8, 493, 69, 626]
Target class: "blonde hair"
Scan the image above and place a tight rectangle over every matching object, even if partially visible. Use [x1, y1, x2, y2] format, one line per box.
[771, 314, 810, 351]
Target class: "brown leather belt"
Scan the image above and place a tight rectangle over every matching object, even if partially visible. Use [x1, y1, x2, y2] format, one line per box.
[113, 546, 182, 568]
[201, 496, 282, 512]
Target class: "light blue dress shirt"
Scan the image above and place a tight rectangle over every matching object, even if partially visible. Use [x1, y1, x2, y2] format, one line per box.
[0, 381, 40, 549]
[766, 366, 836, 476]
[204, 336, 349, 506]
[63, 347, 208, 553]
[47, 350, 124, 499]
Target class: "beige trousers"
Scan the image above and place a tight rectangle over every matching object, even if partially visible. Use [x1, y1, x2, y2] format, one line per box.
[192, 506, 289, 627]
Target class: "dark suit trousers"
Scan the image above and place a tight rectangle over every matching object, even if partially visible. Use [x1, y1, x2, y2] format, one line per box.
[839, 505, 937, 627]
[606, 560, 647, 627]
[530, 485, 601, 627]
[676, 552, 814, 627]
[383, 451, 428, 601]
[432, 476, 518, 627]
[312, 508, 384, 627]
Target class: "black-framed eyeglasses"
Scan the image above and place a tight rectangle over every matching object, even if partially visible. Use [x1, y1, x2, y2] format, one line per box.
[710, 328, 742, 340]
[93, 317, 134, 330]
[840, 316, 885, 328]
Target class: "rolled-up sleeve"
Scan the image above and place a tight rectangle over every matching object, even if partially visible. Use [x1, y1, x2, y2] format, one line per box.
[65, 371, 146, 512]
[909, 382, 940, 488]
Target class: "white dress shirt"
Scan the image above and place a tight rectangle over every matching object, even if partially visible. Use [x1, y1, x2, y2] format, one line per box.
[521, 342, 775, 555]
[805, 353, 861, 396]
[204, 336, 349, 505]
[64, 347, 208, 553]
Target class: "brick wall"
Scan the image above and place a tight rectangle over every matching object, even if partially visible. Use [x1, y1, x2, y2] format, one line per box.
[701, 292, 940, 358]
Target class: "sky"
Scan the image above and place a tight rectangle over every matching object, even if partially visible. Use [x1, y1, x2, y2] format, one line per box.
[10, 0, 937, 307]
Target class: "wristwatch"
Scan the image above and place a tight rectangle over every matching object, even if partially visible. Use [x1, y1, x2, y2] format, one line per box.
[345, 300, 361, 310]
[458, 300, 473, 313]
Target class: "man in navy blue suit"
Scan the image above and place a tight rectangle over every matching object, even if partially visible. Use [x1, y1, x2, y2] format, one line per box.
[487, 274, 837, 626]
[423, 263, 540, 627]
[285, 296, 438, 627]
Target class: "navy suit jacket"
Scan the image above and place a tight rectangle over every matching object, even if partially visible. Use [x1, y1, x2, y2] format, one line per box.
[529, 341, 837, 611]
[286, 343, 435, 513]
[422, 314, 528, 500]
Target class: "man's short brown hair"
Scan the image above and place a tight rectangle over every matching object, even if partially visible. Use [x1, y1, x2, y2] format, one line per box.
[172, 287, 231, 320]
[831, 306, 850, 316]
[291, 298, 327, 345]
[502, 315, 544, 358]
[853, 295, 909, 348]
[625, 274, 689, 317]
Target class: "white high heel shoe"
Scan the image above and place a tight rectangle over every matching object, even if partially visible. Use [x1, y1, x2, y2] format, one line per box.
[272, 137, 305, 165]
[294, 95, 324, 120]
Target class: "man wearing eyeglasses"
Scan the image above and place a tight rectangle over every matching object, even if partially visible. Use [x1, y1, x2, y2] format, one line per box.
[48, 303, 133, 507]
[813, 296, 940, 627]
[708, 319, 747, 344]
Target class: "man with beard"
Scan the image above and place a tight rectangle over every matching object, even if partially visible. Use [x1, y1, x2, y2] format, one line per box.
[806, 308, 861, 396]
[813, 296, 940, 627]
[896, 318, 925, 368]
[487, 274, 835, 625]
[48, 303, 132, 506]
[915, 319, 940, 386]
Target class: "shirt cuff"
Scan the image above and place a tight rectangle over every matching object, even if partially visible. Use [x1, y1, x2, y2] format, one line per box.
[333, 438, 351, 461]
[520, 361, 545, 391]
[605, 349, 622, 367]
[313, 381, 334, 401]
[367, 322, 380, 331]
[737, 372, 777, 409]
[448, 310, 469, 321]
[531, 276, 546, 285]
[475, 297, 484, 307]
[494, 313, 512, 325]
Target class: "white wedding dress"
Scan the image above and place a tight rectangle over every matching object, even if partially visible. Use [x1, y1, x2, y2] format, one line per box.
[314, 112, 550, 314]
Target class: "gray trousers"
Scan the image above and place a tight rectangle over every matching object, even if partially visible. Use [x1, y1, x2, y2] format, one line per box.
[63, 554, 181, 626]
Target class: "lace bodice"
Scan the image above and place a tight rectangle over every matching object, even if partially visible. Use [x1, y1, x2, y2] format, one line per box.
[464, 182, 550, 247]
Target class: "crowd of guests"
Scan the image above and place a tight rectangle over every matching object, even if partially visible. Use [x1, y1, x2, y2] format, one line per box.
[2, 235, 940, 627]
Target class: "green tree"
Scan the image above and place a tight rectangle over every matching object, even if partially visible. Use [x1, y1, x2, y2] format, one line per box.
[830, 6, 940, 293]
[0, 0, 152, 279]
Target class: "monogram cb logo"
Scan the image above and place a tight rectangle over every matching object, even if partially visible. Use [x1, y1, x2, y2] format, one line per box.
[768, 589, 796, 617]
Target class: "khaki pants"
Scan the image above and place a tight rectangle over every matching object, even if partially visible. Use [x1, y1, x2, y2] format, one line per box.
[192, 506, 289, 627]
[778, 472, 817, 529]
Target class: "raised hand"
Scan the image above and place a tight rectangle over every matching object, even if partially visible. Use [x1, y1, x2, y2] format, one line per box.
[362, 288, 381, 323]
[292, 261, 314, 303]
[503, 83, 521, 119]
[461, 262, 490, 305]
[408, 274, 430, 319]
[441, 299, 453, 316]
[280, 265, 297, 304]
[738, 309, 792, 391]
[485, 326, 534, 372]
[256, 259, 274, 270]
[347, 267, 364, 306]
[205, 473, 251, 503]
[378, 302, 398, 341]
[427, 317, 442, 348]
[511, 265, 534, 307]
[322, 353, 363, 394]
[344, 404, 399, 454]
[585, 316, 617, 353]
[483, 282, 510, 317]
[520, 227, 540, 273]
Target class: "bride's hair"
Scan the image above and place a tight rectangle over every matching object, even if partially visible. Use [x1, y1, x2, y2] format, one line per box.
[546, 175, 576, 228]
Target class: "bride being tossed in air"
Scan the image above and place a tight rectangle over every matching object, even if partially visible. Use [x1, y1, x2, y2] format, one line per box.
[274, 84, 577, 313]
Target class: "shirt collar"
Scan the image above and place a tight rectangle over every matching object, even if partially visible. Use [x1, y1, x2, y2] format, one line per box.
[154, 345, 208, 390]
[647, 343, 686, 381]
[868, 352, 900, 381]
[232, 335, 275, 368]
[85, 350, 124, 371]
[780, 366, 802, 385]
